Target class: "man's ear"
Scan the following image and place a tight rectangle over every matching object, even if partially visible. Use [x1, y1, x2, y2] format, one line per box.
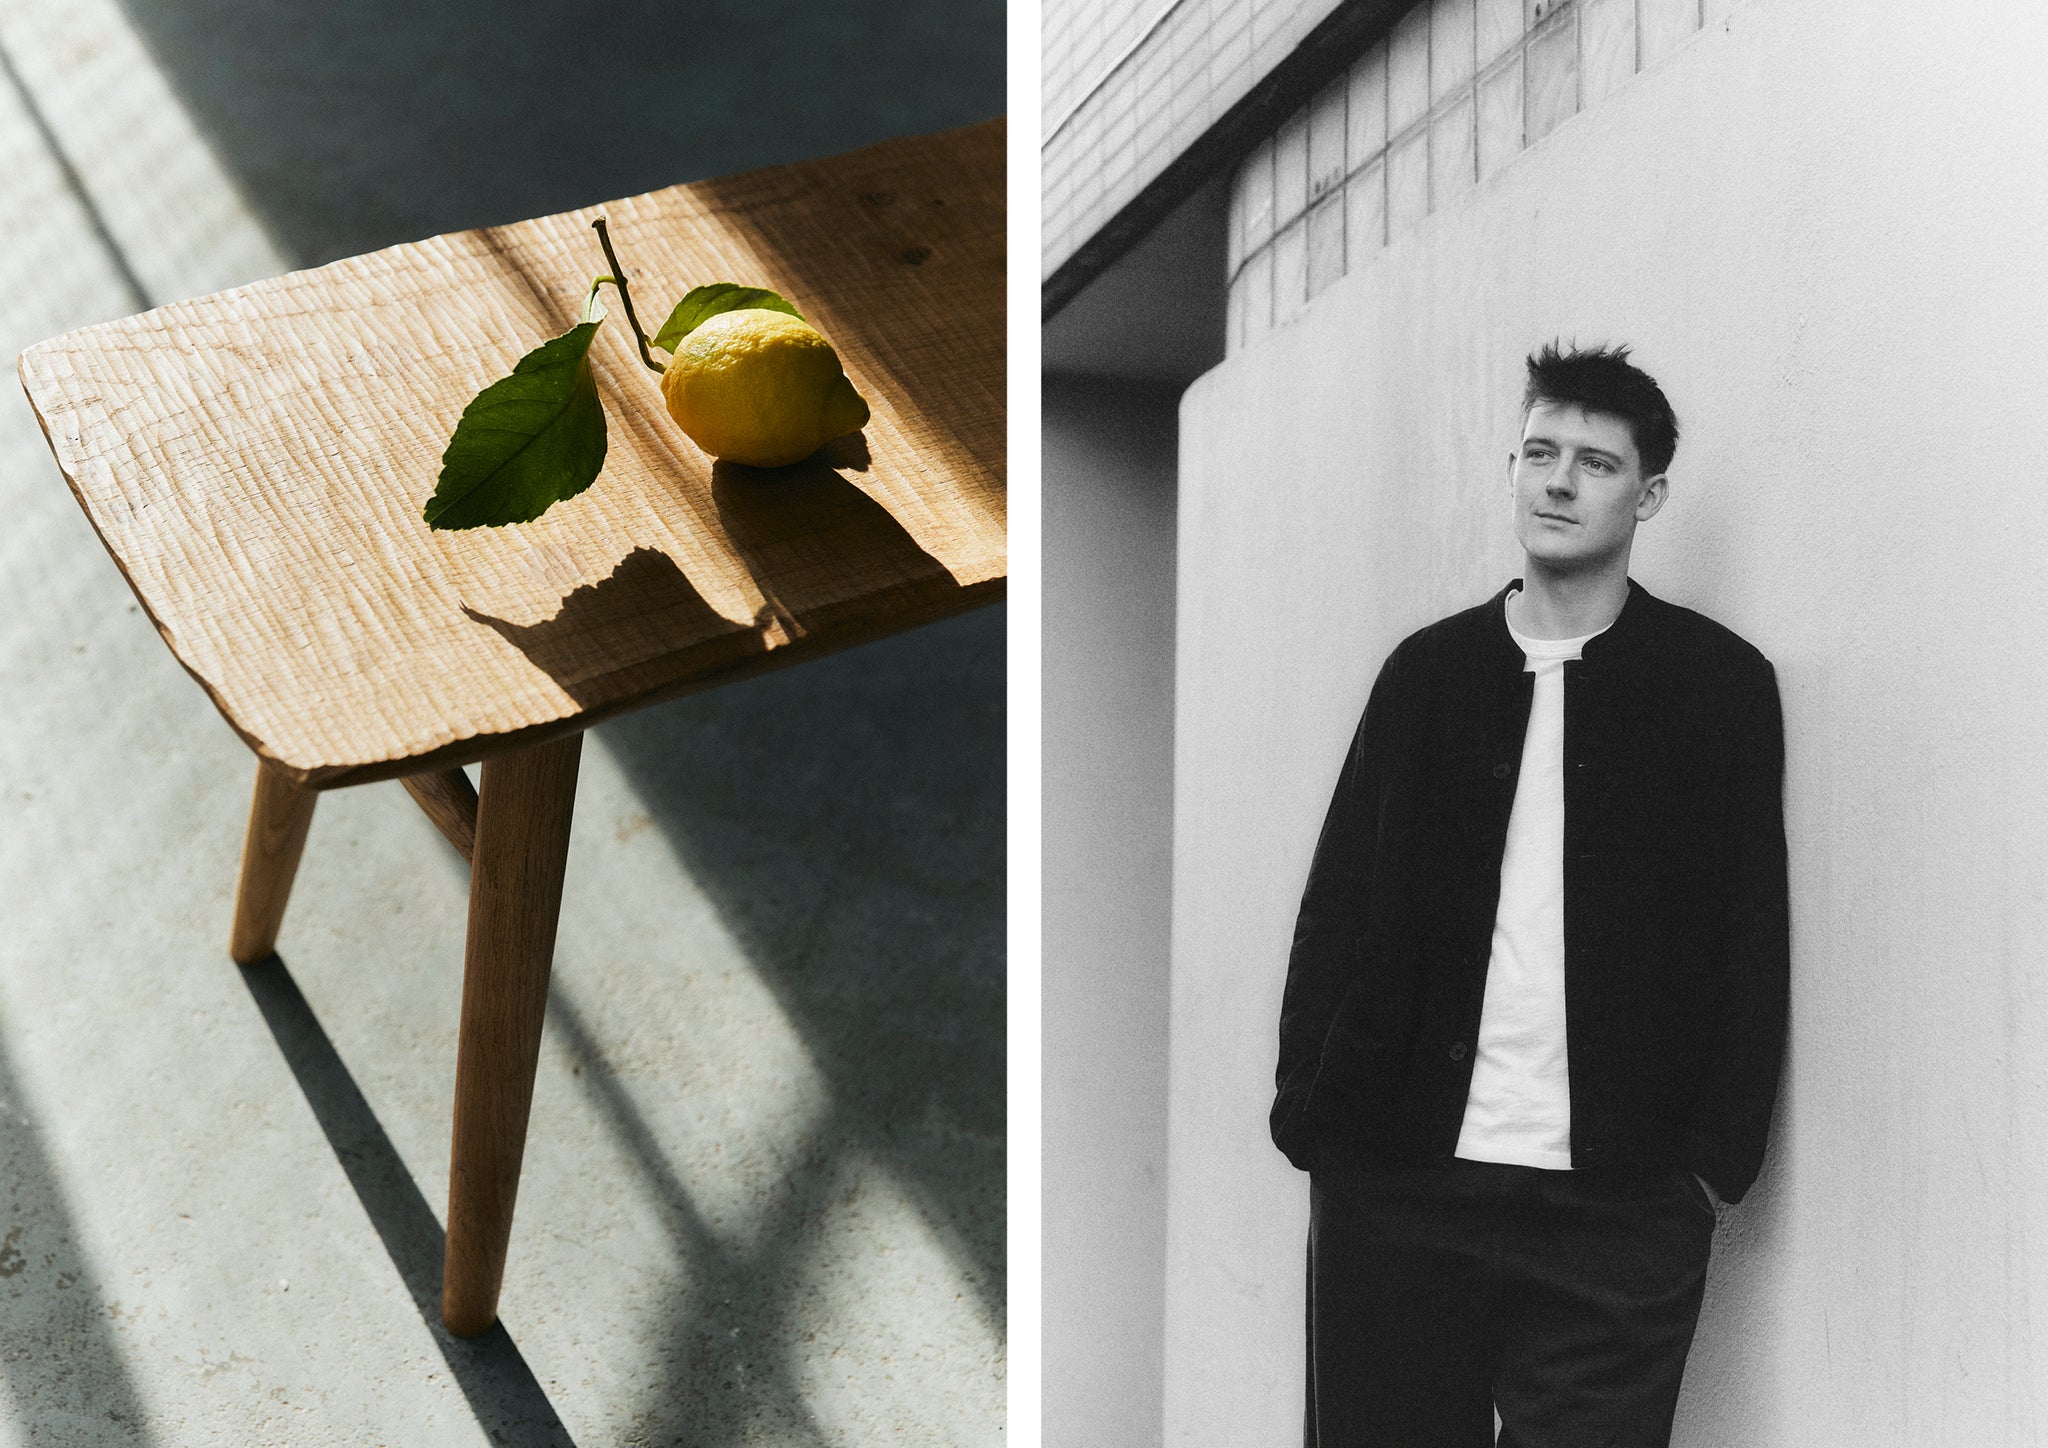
[1505, 450, 1518, 492]
[1635, 473, 1669, 522]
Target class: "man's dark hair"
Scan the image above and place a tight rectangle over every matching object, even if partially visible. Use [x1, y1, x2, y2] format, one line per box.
[1523, 342, 1680, 477]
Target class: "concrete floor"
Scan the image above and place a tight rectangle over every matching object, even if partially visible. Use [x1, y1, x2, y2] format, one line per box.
[0, 1, 1004, 1443]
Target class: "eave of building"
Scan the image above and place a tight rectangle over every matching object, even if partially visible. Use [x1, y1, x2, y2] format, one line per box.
[1042, 0, 1412, 322]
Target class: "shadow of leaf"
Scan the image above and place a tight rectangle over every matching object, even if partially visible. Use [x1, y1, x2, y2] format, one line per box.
[463, 547, 766, 710]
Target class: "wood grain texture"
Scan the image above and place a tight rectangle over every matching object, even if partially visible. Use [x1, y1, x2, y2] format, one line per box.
[401, 767, 478, 862]
[228, 760, 318, 964]
[442, 733, 582, 1337]
[18, 121, 1005, 789]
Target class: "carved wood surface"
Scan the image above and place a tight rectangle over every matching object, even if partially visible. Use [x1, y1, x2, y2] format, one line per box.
[19, 120, 1005, 789]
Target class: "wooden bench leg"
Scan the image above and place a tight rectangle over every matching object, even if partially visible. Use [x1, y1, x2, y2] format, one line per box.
[441, 732, 583, 1337]
[401, 767, 479, 862]
[229, 761, 318, 965]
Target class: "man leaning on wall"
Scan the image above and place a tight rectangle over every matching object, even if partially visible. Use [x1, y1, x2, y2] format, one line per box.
[1269, 344, 1789, 1447]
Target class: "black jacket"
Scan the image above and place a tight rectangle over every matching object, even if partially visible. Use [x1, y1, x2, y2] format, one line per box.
[1270, 579, 1788, 1202]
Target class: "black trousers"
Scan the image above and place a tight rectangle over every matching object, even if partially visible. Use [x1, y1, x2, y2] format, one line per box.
[1306, 1155, 1716, 1448]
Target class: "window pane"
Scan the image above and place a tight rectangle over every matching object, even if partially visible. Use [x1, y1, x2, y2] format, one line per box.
[1525, 9, 1579, 144]
[1430, 93, 1475, 212]
[1477, 0, 1524, 66]
[1309, 76, 1348, 203]
[1477, 52, 1524, 181]
[1347, 44, 1388, 170]
[1308, 193, 1346, 299]
[1431, 0, 1476, 102]
[1389, 5, 1432, 133]
[1346, 157, 1387, 260]
[1273, 218, 1309, 326]
[1274, 108, 1310, 231]
[1580, 0, 1637, 107]
[1240, 136, 1275, 254]
[1388, 127, 1430, 234]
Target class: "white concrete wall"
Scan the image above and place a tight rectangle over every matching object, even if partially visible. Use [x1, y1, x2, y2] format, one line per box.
[1044, 375, 1181, 1447]
[1163, 0, 2048, 1443]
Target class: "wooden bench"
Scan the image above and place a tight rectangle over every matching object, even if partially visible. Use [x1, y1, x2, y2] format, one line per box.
[16, 118, 1005, 1337]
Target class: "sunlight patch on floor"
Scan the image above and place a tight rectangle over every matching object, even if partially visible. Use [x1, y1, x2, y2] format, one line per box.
[792, 1149, 1005, 1447]
[0, 0, 289, 309]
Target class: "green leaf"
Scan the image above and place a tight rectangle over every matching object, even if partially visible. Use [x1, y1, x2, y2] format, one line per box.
[423, 298, 609, 530]
[650, 284, 802, 354]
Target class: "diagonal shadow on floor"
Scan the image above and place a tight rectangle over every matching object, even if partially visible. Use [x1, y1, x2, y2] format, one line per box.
[238, 953, 575, 1447]
[108, 0, 1006, 270]
[0, 1032, 158, 1447]
[543, 987, 840, 1446]
[587, 602, 1005, 1439]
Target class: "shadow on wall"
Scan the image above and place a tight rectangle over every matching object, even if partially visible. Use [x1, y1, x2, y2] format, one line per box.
[109, 0, 1007, 267]
[587, 603, 1006, 1440]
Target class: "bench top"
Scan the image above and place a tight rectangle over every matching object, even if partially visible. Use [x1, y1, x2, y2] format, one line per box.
[18, 120, 1005, 789]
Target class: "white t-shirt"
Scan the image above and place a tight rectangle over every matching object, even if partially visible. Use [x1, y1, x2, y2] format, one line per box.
[1453, 593, 1608, 1170]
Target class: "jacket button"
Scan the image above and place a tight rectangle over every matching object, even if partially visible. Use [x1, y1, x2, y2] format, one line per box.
[1492, 763, 1510, 779]
[1448, 1040, 1468, 1061]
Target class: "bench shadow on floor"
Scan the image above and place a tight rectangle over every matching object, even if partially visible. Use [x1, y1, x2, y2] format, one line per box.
[239, 604, 1003, 1445]
[587, 603, 1006, 1440]
[239, 955, 576, 1448]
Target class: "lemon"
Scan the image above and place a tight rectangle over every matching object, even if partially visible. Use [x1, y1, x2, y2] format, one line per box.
[659, 308, 870, 468]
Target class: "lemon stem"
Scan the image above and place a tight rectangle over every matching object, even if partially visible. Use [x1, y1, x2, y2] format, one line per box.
[590, 217, 665, 374]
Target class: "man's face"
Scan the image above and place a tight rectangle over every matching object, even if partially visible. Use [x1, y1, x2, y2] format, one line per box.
[1509, 401, 1667, 574]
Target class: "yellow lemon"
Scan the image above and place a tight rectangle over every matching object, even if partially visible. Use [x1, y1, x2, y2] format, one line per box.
[660, 308, 870, 468]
